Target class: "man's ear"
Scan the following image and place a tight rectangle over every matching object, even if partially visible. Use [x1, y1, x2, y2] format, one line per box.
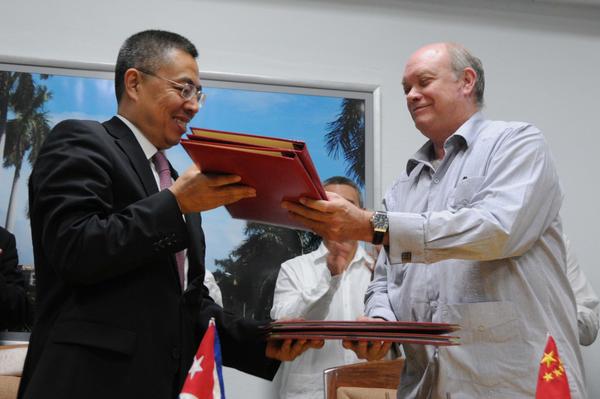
[461, 67, 477, 97]
[123, 68, 143, 102]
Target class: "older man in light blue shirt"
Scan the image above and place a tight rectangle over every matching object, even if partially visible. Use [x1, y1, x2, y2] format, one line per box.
[370, 111, 584, 398]
[283, 42, 586, 398]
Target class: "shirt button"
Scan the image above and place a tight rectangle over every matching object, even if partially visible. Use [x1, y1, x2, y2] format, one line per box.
[433, 178, 440, 184]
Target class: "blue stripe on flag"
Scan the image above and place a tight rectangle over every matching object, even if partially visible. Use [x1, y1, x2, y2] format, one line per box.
[213, 326, 226, 399]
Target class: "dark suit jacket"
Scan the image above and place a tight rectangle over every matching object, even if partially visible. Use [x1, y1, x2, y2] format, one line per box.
[18, 117, 278, 399]
[0, 227, 29, 330]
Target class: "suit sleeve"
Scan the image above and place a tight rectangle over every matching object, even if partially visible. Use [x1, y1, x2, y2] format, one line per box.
[29, 120, 189, 285]
[182, 280, 280, 381]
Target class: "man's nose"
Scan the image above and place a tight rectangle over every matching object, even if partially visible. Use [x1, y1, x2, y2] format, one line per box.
[406, 88, 421, 102]
[184, 97, 200, 115]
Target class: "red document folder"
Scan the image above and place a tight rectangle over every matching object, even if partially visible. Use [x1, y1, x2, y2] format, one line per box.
[181, 127, 327, 229]
[263, 320, 461, 346]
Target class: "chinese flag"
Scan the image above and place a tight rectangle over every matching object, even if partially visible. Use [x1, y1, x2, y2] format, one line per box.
[535, 334, 571, 399]
[179, 318, 226, 399]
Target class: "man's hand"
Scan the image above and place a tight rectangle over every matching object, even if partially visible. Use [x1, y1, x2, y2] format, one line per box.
[342, 340, 391, 361]
[342, 316, 391, 361]
[282, 191, 373, 242]
[169, 164, 256, 213]
[324, 240, 355, 276]
[266, 338, 324, 361]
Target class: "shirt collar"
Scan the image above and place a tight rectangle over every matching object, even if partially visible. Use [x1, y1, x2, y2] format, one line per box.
[406, 111, 485, 175]
[116, 114, 158, 160]
[454, 111, 485, 148]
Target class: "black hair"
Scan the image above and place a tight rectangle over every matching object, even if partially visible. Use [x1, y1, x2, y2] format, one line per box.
[114, 30, 198, 103]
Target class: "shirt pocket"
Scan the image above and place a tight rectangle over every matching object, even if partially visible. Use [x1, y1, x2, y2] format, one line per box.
[447, 176, 484, 211]
[437, 301, 529, 390]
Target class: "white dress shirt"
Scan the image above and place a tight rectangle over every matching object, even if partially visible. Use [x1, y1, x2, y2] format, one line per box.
[204, 269, 223, 307]
[271, 243, 373, 399]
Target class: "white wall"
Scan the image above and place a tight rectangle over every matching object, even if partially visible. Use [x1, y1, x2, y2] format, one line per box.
[2, 0, 599, 397]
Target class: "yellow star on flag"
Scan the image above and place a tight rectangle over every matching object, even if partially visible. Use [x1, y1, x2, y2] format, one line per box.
[554, 369, 563, 377]
[541, 350, 556, 368]
[558, 359, 565, 373]
[536, 335, 571, 398]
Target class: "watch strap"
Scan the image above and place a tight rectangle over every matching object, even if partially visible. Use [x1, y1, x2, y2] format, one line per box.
[372, 230, 385, 245]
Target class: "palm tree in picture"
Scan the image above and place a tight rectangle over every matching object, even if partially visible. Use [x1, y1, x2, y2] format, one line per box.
[0, 72, 48, 162]
[215, 222, 320, 319]
[214, 97, 366, 317]
[0, 71, 17, 162]
[3, 75, 52, 231]
[324, 98, 366, 187]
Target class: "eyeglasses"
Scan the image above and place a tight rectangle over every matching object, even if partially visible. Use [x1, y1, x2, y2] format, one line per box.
[136, 68, 206, 107]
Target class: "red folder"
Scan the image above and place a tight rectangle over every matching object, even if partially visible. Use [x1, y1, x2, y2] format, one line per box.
[181, 127, 326, 229]
[263, 320, 461, 346]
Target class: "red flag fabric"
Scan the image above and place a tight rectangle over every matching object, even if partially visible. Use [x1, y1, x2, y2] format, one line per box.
[179, 318, 226, 399]
[535, 334, 571, 399]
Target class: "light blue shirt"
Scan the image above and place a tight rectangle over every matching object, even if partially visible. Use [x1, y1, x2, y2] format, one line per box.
[365, 112, 586, 398]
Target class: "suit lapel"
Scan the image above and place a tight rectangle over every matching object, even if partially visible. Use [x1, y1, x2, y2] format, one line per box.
[102, 116, 158, 196]
[103, 116, 190, 293]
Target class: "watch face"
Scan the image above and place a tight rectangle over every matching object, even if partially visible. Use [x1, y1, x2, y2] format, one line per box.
[372, 212, 389, 229]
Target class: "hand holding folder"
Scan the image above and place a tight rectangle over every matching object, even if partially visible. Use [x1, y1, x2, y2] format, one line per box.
[181, 127, 326, 229]
[263, 320, 461, 346]
[169, 166, 257, 213]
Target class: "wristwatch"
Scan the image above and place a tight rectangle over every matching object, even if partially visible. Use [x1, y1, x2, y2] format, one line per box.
[370, 211, 389, 245]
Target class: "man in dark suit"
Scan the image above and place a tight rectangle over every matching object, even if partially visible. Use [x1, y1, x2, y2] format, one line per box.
[18, 30, 318, 399]
[0, 226, 30, 330]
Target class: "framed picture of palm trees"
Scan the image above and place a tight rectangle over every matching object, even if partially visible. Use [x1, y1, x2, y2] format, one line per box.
[0, 60, 373, 337]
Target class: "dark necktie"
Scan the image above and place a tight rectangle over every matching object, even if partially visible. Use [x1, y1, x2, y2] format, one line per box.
[152, 151, 186, 290]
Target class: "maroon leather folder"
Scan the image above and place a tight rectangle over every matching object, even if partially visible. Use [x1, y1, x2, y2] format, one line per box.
[181, 127, 326, 229]
[263, 320, 461, 346]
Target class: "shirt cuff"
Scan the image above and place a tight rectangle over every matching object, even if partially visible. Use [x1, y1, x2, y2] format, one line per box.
[388, 212, 425, 264]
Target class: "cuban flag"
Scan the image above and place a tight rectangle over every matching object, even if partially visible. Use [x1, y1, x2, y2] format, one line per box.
[180, 318, 226, 399]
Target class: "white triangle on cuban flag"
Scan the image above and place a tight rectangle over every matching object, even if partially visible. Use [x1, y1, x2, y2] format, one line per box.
[179, 318, 226, 399]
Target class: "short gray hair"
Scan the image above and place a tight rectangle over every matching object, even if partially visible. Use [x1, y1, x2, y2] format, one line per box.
[446, 43, 485, 108]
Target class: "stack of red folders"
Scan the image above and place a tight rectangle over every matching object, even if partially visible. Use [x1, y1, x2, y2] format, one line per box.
[181, 127, 326, 230]
[263, 320, 460, 346]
